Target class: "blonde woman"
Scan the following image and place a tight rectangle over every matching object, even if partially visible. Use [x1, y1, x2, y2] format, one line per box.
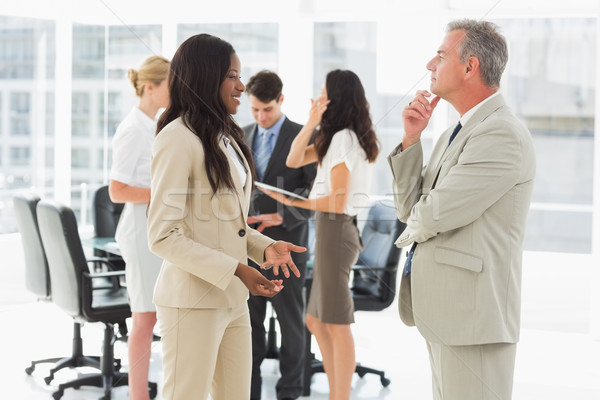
[109, 55, 169, 400]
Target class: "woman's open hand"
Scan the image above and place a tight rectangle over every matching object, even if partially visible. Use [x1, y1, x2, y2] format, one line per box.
[261, 241, 306, 278]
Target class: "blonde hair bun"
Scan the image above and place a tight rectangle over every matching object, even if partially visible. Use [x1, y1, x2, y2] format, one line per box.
[130, 56, 170, 97]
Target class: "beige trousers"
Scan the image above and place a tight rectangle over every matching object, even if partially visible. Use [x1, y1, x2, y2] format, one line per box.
[427, 341, 517, 400]
[156, 303, 252, 400]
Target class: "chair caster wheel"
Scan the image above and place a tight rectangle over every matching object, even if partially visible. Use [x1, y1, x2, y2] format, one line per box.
[358, 370, 366, 378]
[44, 375, 54, 385]
[25, 365, 35, 375]
[52, 389, 64, 400]
[381, 376, 391, 387]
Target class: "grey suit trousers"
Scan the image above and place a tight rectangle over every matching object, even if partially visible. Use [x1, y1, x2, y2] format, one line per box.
[427, 341, 517, 400]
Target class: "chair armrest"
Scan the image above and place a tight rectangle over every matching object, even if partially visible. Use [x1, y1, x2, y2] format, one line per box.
[84, 270, 126, 279]
[83, 264, 125, 290]
[86, 256, 120, 271]
[80, 270, 129, 317]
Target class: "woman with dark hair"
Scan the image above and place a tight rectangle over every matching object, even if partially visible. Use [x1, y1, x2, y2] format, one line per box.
[146, 33, 305, 400]
[260, 69, 379, 399]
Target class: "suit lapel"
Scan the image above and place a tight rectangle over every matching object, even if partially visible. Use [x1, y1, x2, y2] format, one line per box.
[262, 117, 291, 183]
[426, 94, 507, 190]
[423, 125, 455, 190]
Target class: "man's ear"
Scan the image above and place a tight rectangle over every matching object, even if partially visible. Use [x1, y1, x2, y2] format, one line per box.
[465, 56, 479, 76]
[278, 94, 284, 104]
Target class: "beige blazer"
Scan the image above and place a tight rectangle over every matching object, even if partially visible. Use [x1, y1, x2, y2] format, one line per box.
[148, 118, 274, 309]
[388, 94, 536, 346]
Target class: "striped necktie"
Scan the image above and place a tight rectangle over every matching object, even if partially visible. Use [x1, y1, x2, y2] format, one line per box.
[254, 130, 273, 181]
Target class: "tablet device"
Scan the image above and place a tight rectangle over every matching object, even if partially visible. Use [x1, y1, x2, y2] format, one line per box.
[254, 181, 308, 200]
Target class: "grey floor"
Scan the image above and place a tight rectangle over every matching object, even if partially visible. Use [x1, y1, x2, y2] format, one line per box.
[1, 233, 600, 399]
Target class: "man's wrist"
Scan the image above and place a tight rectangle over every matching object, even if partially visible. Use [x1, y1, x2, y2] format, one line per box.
[401, 136, 419, 151]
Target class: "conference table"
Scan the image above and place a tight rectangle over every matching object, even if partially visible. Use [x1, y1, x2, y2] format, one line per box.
[84, 236, 121, 257]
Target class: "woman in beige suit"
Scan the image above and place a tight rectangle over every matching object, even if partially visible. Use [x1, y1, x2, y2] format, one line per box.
[147, 34, 305, 400]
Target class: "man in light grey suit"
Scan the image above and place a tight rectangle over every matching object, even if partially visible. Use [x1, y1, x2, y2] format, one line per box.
[388, 19, 536, 400]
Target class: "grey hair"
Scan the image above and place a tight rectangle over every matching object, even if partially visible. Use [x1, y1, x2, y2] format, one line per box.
[447, 19, 508, 88]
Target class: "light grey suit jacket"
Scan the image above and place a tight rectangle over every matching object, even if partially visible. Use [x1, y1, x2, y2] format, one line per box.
[148, 118, 274, 309]
[388, 94, 535, 346]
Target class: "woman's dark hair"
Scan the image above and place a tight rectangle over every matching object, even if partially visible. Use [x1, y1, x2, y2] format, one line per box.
[157, 33, 254, 193]
[315, 69, 379, 164]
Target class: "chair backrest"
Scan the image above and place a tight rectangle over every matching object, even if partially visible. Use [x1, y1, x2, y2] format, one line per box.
[13, 193, 51, 300]
[92, 185, 124, 237]
[37, 200, 89, 318]
[351, 200, 406, 312]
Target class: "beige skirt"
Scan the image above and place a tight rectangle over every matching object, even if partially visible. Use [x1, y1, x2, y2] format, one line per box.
[307, 212, 362, 324]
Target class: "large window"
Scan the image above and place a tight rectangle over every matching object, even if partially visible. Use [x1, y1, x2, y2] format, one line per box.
[314, 22, 433, 199]
[10, 93, 31, 136]
[0, 10, 597, 256]
[314, 18, 596, 253]
[0, 16, 55, 233]
[497, 18, 596, 253]
[70, 23, 162, 220]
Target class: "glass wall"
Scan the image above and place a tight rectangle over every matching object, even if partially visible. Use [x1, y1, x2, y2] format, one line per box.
[313, 22, 426, 199]
[0, 9, 597, 256]
[0, 16, 55, 233]
[497, 18, 596, 253]
[313, 18, 596, 254]
[70, 23, 162, 222]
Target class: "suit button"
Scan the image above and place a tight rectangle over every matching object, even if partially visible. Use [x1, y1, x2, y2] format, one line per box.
[238, 229, 246, 237]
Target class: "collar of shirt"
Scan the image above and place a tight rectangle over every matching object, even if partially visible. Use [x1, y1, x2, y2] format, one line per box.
[459, 91, 500, 127]
[132, 106, 158, 135]
[257, 114, 286, 142]
[220, 134, 248, 186]
[221, 134, 230, 147]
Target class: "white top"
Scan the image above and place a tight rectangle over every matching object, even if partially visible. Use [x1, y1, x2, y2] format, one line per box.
[110, 107, 156, 188]
[309, 128, 372, 216]
[223, 136, 247, 187]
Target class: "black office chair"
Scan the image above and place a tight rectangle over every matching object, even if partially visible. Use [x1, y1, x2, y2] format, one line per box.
[92, 185, 125, 270]
[92, 184, 160, 342]
[304, 200, 405, 392]
[37, 200, 157, 400]
[13, 193, 105, 384]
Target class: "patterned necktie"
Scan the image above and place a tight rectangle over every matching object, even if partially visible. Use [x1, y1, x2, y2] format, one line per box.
[254, 130, 272, 181]
[404, 122, 463, 277]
